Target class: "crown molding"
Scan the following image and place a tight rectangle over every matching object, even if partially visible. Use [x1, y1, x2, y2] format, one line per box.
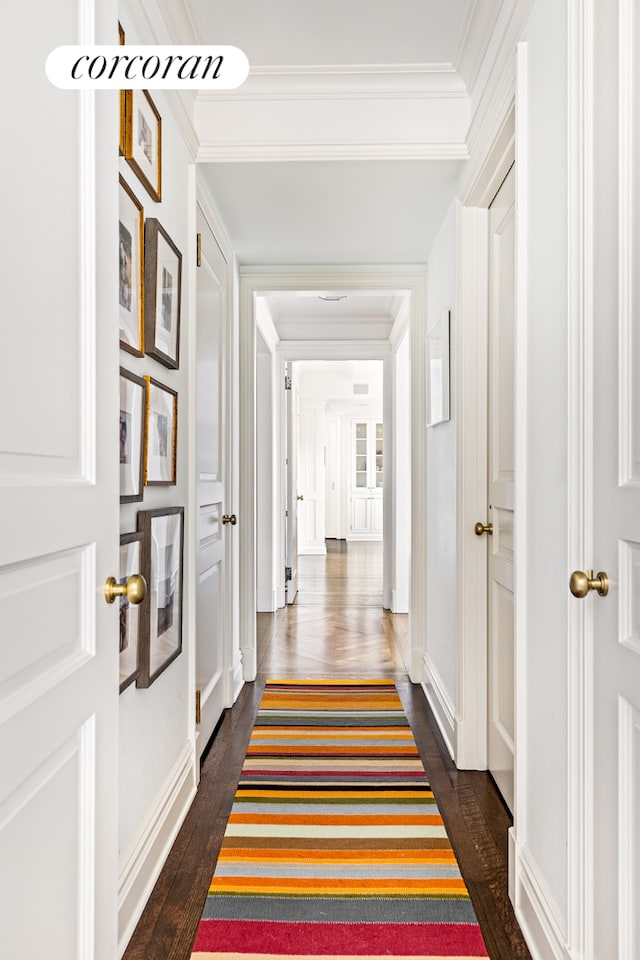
[197, 139, 468, 162]
[120, 0, 200, 159]
[155, 0, 200, 43]
[196, 63, 466, 102]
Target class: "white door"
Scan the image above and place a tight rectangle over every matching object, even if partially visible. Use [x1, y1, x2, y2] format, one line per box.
[285, 365, 299, 603]
[195, 207, 230, 763]
[349, 420, 383, 541]
[486, 165, 516, 811]
[0, 4, 119, 957]
[578, 3, 640, 952]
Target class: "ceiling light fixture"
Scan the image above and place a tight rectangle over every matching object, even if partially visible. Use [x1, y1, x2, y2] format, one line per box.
[318, 295, 347, 301]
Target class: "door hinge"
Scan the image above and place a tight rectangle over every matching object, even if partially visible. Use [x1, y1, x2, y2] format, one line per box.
[285, 566, 292, 582]
[195, 689, 201, 724]
[285, 375, 292, 390]
[196, 232, 201, 267]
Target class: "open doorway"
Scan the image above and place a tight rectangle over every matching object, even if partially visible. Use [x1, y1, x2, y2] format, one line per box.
[290, 359, 385, 608]
[239, 270, 427, 684]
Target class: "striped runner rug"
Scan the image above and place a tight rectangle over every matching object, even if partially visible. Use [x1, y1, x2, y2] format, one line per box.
[191, 679, 489, 959]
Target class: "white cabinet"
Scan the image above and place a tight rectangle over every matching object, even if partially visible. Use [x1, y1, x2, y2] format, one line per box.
[348, 420, 383, 540]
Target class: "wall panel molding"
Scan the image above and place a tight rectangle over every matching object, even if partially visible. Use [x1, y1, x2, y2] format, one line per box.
[118, 742, 196, 957]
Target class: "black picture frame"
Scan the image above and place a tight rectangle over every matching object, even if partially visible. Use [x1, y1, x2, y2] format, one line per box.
[120, 367, 146, 502]
[136, 506, 184, 688]
[144, 218, 182, 369]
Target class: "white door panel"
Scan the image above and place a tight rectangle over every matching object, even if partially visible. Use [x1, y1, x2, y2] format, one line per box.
[586, 3, 640, 951]
[1, 3, 119, 955]
[487, 165, 516, 812]
[285, 366, 299, 603]
[195, 207, 229, 764]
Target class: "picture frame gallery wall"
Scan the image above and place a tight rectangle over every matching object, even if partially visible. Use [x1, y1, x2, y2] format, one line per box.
[117, 21, 186, 693]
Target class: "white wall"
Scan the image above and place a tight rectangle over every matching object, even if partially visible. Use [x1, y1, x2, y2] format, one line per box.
[423, 201, 459, 746]
[518, 0, 569, 930]
[117, 4, 198, 949]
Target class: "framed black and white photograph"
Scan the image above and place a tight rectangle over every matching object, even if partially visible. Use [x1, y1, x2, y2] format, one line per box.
[144, 218, 182, 369]
[125, 89, 162, 202]
[120, 367, 145, 502]
[119, 175, 144, 356]
[119, 532, 143, 692]
[136, 507, 184, 688]
[426, 309, 451, 427]
[144, 376, 177, 485]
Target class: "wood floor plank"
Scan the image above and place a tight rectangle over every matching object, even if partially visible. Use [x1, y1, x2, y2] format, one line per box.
[123, 540, 530, 960]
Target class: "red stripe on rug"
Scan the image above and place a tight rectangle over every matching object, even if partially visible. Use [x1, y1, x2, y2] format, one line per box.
[192, 920, 489, 956]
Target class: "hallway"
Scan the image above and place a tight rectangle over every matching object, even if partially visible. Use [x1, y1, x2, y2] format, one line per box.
[257, 540, 408, 679]
[123, 543, 531, 960]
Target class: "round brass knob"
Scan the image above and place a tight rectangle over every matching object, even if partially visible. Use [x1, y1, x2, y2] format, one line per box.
[222, 514, 237, 526]
[569, 569, 609, 598]
[474, 521, 493, 536]
[297, 495, 304, 501]
[104, 573, 146, 605]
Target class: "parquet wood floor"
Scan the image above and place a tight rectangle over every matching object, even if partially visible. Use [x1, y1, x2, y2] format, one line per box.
[122, 539, 531, 960]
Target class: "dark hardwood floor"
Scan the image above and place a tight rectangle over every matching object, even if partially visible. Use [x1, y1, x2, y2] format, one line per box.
[123, 540, 531, 960]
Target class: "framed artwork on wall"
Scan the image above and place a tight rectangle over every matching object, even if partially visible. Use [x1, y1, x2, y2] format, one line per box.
[426, 309, 451, 427]
[125, 89, 162, 202]
[144, 376, 177, 485]
[119, 367, 146, 503]
[119, 532, 143, 692]
[136, 507, 184, 688]
[144, 218, 182, 369]
[118, 175, 144, 356]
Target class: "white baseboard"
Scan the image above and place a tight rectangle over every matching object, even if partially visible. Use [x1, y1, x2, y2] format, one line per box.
[118, 741, 197, 957]
[422, 655, 456, 760]
[508, 826, 516, 906]
[298, 545, 327, 555]
[229, 657, 244, 705]
[390, 588, 409, 614]
[515, 844, 570, 960]
[256, 588, 277, 612]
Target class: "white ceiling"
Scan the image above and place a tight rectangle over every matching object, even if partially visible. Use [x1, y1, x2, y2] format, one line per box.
[199, 160, 464, 265]
[186, 0, 472, 68]
[171, 1, 503, 317]
[295, 360, 384, 403]
[265, 292, 399, 340]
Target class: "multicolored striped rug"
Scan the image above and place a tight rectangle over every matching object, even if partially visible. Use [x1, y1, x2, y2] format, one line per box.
[191, 679, 489, 958]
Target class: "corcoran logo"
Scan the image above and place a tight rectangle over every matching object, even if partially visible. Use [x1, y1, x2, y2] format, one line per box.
[46, 45, 249, 89]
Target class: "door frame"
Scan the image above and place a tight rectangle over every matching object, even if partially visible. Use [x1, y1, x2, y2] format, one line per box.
[194, 182, 243, 711]
[238, 268, 426, 682]
[454, 81, 524, 903]
[566, 2, 595, 954]
[454, 102, 516, 773]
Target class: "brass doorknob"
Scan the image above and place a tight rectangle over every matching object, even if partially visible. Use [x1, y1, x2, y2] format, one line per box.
[474, 521, 493, 536]
[297, 495, 304, 501]
[222, 514, 237, 525]
[569, 569, 609, 598]
[104, 574, 146, 605]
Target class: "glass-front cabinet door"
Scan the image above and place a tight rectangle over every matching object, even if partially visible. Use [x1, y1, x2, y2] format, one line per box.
[349, 419, 383, 540]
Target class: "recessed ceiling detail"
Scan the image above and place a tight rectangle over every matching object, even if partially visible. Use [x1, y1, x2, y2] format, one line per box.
[155, 0, 509, 264]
